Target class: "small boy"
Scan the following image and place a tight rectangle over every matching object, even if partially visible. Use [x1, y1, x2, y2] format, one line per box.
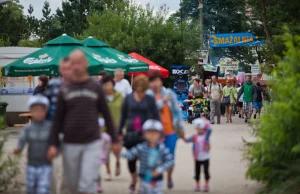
[184, 118, 211, 192]
[122, 119, 174, 194]
[14, 95, 52, 194]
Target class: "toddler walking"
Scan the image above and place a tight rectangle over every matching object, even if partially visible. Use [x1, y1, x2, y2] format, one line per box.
[14, 95, 52, 194]
[122, 119, 174, 194]
[97, 118, 111, 193]
[185, 118, 211, 192]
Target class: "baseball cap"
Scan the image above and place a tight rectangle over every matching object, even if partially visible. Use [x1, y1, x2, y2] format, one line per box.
[193, 118, 206, 129]
[98, 118, 105, 128]
[142, 119, 163, 132]
[27, 95, 50, 110]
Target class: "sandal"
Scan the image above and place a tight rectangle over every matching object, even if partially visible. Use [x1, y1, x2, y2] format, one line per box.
[230, 118, 232, 123]
[129, 183, 136, 194]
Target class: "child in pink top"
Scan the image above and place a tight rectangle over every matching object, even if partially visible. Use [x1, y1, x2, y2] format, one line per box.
[184, 118, 211, 192]
[97, 118, 112, 193]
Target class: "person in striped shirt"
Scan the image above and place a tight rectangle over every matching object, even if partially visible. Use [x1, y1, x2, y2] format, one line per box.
[122, 119, 174, 194]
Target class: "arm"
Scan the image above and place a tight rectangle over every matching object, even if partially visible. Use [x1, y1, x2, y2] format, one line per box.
[261, 91, 264, 101]
[15, 127, 28, 154]
[202, 85, 206, 97]
[118, 96, 129, 135]
[233, 88, 238, 101]
[208, 85, 212, 99]
[238, 85, 244, 100]
[184, 136, 194, 143]
[98, 86, 118, 143]
[126, 80, 133, 95]
[155, 146, 174, 174]
[170, 90, 184, 131]
[50, 90, 65, 147]
[121, 144, 143, 161]
[149, 95, 161, 121]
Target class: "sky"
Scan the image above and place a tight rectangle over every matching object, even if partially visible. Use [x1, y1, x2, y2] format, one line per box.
[19, 0, 180, 18]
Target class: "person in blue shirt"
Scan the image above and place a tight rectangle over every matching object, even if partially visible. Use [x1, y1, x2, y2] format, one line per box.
[122, 119, 174, 194]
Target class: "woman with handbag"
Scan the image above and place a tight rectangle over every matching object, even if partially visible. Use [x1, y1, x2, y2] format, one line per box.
[222, 80, 237, 123]
[118, 75, 160, 193]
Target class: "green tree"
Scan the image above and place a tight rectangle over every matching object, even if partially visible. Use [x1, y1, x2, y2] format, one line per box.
[55, 0, 119, 36]
[172, 0, 257, 67]
[0, 0, 29, 45]
[18, 39, 42, 47]
[246, 31, 300, 194]
[25, 4, 40, 38]
[247, 0, 300, 73]
[81, 2, 201, 77]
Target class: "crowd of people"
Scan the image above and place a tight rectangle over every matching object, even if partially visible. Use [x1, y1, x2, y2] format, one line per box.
[15, 49, 270, 194]
[15, 50, 213, 194]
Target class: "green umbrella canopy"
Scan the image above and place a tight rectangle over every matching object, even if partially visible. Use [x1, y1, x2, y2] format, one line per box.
[82, 37, 149, 74]
[2, 34, 106, 76]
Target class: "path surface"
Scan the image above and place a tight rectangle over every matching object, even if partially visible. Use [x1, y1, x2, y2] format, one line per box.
[4, 116, 261, 194]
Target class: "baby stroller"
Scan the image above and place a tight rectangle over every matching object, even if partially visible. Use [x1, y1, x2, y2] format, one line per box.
[185, 98, 210, 124]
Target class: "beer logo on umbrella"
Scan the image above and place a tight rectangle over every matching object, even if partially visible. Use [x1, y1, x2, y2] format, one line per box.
[23, 53, 53, 65]
[92, 53, 117, 64]
[117, 54, 139, 63]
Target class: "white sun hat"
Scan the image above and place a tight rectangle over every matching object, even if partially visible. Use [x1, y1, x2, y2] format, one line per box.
[27, 95, 49, 110]
[142, 119, 163, 132]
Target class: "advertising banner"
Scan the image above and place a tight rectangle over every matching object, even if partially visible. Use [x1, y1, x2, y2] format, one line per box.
[210, 33, 266, 48]
[237, 72, 245, 83]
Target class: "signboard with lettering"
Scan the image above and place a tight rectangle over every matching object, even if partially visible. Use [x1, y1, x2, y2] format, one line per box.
[251, 64, 261, 75]
[210, 33, 266, 48]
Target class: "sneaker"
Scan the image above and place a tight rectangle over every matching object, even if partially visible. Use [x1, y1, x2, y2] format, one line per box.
[194, 185, 201, 192]
[203, 185, 209, 192]
[211, 121, 215, 124]
[167, 180, 174, 189]
[97, 185, 103, 193]
[239, 114, 241, 118]
[254, 114, 257, 119]
[245, 118, 248, 123]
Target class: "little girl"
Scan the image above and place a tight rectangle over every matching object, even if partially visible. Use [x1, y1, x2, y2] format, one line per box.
[97, 118, 112, 193]
[185, 118, 211, 192]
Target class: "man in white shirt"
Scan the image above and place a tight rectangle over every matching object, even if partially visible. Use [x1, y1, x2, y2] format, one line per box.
[208, 76, 222, 124]
[114, 68, 133, 97]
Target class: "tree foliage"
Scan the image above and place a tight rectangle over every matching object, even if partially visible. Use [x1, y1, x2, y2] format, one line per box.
[81, 2, 201, 76]
[171, 0, 257, 71]
[0, 0, 28, 45]
[248, 0, 300, 73]
[246, 31, 300, 194]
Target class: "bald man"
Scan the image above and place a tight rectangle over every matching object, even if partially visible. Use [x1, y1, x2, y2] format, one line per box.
[48, 50, 120, 194]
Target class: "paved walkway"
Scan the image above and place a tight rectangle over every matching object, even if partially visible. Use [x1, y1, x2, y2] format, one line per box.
[4, 116, 261, 194]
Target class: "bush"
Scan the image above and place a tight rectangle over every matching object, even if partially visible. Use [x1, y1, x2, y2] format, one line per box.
[246, 32, 300, 194]
[0, 116, 20, 192]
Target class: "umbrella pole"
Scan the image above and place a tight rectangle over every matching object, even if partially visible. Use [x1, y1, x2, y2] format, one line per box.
[131, 74, 133, 87]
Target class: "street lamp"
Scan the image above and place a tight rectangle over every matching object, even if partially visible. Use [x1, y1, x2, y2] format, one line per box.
[0, 0, 10, 5]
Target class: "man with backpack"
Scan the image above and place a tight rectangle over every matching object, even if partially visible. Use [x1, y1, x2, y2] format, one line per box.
[208, 76, 222, 124]
[238, 75, 256, 123]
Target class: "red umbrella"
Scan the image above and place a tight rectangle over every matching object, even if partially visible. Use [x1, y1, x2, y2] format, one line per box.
[128, 52, 169, 78]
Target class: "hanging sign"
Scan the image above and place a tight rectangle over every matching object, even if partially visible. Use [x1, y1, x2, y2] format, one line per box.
[210, 33, 265, 48]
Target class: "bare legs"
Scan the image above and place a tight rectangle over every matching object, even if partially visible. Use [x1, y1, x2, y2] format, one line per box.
[225, 105, 233, 123]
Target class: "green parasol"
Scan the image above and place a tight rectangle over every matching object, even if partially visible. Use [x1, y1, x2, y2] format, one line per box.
[1, 34, 109, 76]
[82, 37, 149, 74]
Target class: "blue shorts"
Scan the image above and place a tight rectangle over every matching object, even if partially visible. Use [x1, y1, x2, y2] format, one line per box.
[164, 133, 177, 159]
[254, 102, 263, 109]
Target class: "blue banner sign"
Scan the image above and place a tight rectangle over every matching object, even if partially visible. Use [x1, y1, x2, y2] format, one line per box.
[210, 33, 265, 48]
